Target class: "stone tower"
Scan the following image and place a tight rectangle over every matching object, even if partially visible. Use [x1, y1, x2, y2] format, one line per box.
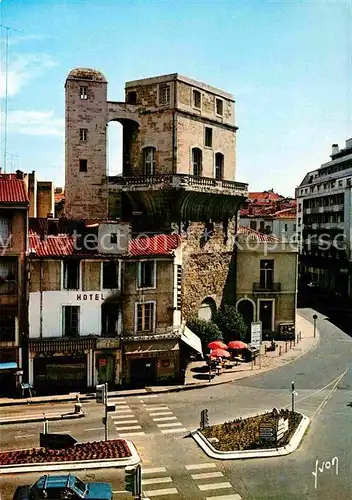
[65, 68, 108, 219]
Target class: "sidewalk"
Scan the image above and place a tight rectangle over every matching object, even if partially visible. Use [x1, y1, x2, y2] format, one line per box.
[0, 312, 319, 407]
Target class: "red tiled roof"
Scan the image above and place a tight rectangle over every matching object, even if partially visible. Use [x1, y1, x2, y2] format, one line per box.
[249, 191, 282, 202]
[0, 178, 29, 204]
[29, 231, 181, 258]
[238, 226, 281, 242]
[272, 207, 296, 219]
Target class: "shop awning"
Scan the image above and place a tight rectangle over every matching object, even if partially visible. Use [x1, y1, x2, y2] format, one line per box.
[0, 362, 18, 370]
[124, 340, 179, 356]
[181, 326, 203, 358]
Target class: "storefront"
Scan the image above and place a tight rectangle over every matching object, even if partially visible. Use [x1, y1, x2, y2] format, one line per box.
[94, 338, 121, 389]
[123, 339, 180, 387]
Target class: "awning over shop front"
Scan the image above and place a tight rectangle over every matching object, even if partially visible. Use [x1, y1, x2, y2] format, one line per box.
[0, 362, 18, 371]
[124, 340, 179, 356]
[181, 326, 203, 358]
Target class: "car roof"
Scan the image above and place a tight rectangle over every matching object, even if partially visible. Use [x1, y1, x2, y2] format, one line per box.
[34, 475, 75, 490]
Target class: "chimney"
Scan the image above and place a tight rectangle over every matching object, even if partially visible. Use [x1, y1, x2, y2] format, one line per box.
[16, 169, 24, 180]
[331, 144, 339, 156]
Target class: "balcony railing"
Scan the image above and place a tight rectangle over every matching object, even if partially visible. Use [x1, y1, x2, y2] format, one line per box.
[109, 174, 248, 193]
[253, 282, 281, 293]
[29, 337, 96, 353]
[0, 280, 16, 295]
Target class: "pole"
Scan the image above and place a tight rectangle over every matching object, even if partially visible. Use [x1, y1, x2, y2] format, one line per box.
[291, 380, 295, 413]
[313, 314, 317, 338]
[104, 382, 108, 441]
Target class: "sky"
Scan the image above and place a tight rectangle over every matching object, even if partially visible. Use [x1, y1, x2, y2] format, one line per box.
[0, 0, 351, 197]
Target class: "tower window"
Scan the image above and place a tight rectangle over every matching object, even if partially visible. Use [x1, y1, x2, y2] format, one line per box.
[127, 91, 137, 104]
[159, 84, 170, 105]
[79, 159, 87, 172]
[80, 128, 88, 141]
[215, 152, 224, 180]
[193, 89, 201, 109]
[205, 127, 213, 148]
[80, 87, 88, 100]
[216, 98, 223, 116]
[143, 147, 156, 175]
[192, 148, 202, 177]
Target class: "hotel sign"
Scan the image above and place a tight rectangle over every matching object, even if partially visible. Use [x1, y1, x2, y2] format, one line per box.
[76, 293, 105, 301]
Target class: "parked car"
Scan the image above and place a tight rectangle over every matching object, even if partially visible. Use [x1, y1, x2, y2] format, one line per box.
[13, 474, 113, 500]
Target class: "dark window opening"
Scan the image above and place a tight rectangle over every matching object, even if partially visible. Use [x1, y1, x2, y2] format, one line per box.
[215, 152, 224, 180]
[192, 148, 202, 177]
[193, 89, 201, 108]
[260, 260, 274, 288]
[0, 258, 17, 294]
[101, 303, 120, 337]
[250, 220, 257, 230]
[205, 127, 213, 148]
[127, 91, 137, 104]
[143, 147, 156, 175]
[63, 260, 80, 290]
[102, 261, 119, 289]
[138, 261, 155, 288]
[0, 313, 16, 341]
[159, 85, 170, 105]
[110, 233, 117, 244]
[216, 98, 223, 116]
[79, 159, 87, 172]
[63, 306, 80, 337]
[80, 87, 88, 100]
[80, 128, 88, 141]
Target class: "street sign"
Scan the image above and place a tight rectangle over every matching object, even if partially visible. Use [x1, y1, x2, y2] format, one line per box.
[277, 418, 289, 442]
[250, 322, 262, 348]
[96, 384, 106, 404]
[259, 422, 276, 441]
[40, 433, 77, 450]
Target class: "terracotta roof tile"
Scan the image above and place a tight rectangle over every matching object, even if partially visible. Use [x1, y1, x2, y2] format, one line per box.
[238, 226, 281, 242]
[0, 178, 29, 204]
[129, 234, 181, 256]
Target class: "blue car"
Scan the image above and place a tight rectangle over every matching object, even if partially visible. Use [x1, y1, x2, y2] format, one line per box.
[13, 474, 113, 500]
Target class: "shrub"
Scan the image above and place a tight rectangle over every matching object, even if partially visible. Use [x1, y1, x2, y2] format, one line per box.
[186, 317, 222, 352]
[213, 305, 247, 343]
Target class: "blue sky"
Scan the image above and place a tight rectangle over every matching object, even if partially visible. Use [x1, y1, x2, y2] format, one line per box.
[0, 0, 350, 196]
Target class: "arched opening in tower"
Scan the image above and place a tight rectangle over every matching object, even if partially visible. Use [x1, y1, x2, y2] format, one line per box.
[107, 121, 123, 177]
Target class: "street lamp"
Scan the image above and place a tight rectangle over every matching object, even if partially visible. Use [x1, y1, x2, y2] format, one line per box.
[313, 314, 318, 338]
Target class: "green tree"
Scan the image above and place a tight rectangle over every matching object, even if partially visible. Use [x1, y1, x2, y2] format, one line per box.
[213, 305, 248, 343]
[186, 317, 223, 353]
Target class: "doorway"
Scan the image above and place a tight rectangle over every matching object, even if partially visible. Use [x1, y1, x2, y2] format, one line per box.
[97, 354, 115, 387]
[259, 300, 274, 331]
[130, 358, 156, 387]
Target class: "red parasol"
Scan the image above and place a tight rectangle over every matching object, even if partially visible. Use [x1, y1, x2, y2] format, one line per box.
[209, 348, 231, 358]
[228, 340, 248, 350]
[208, 340, 228, 350]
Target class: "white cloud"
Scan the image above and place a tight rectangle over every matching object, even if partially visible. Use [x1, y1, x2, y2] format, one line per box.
[0, 53, 57, 98]
[7, 110, 64, 136]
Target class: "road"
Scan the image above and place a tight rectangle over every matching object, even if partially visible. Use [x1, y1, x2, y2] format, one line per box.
[0, 309, 351, 499]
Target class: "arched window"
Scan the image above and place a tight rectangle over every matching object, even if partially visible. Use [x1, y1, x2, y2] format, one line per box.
[215, 152, 224, 180]
[143, 147, 156, 175]
[192, 148, 202, 177]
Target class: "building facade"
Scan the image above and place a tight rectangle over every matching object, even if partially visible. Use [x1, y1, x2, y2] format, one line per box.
[296, 138, 352, 296]
[236, 226, 298, 337]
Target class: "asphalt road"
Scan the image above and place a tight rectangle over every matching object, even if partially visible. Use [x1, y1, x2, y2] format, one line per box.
[0, 308, 351, 500]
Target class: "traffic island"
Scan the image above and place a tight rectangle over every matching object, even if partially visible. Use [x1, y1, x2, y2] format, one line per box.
[192, 409, 310, 459]
[0, 439, 140, 474]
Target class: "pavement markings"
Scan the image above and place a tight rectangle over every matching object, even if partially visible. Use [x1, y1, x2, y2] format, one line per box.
[160, 427, 187, 434]
[118, 431, 146, 437]
[144, 488, 178, 497]
[191, 472, 224, 480]
[84, 427, 104, 432]
[111, 408, 133, 413]
[145, 406, 170, 411]
[142, 467, 167, 474]
[15, 434, 36, 439]
[138, 395, 159, 399]
[157, 422, 183, 428]
[149, 411, 174, 416]
[114, 425, 142, 431]
[153, 416, 178, 422]
[205, 495, 242, 500]
[111, 419, 139, 424]
[112, 413, 135, 419]
[198, 482, 233, 491]
[142, 477, 173, 485]
[185, 463, 217, 470]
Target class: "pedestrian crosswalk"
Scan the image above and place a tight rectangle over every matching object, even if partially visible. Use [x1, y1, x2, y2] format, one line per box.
[109, 398, 146, 438]
[142, 466, 178, 499]
[142, 398, 187, 435]
[185, 463, 242, 500]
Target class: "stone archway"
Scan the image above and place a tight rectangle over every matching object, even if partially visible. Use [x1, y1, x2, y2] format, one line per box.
[236, 298, 255, 328]
[198, 297, 217, 322]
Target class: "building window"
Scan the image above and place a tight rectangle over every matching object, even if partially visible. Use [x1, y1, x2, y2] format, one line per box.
[0, 311, 16, 342]
[137, 260, 156, 289]
[0, 217, 10, 246]
[80, 128, 88, 141]
[193, 89, 201, 109]
[260, 260, 274, 288]
[63, 260, 80, 290]
[79, 159, 87, 172]
[80, 87, 88, 100]
[159, 84, 170, 105]
[216, 98, 223, 116]
[192, 148, 202, 176]
[62, 306, 80, 337]
[205, 127, 213, 148]
[101, 303, 119, 337]
[284, 224, 288, 232]
[0, 258, 16, 294]
[293, 223, 296, 231]
[215, 152, 224, 180]
[110, 233, 117, 244]
[143, 147, 156, 175]
[127, 91, 137, 104]
[250, 220, 257, 230]
[102, 261, 119, 289]
[136, 302, 155, 332]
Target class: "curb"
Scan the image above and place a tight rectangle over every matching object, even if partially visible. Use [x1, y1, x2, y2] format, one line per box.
[0, 411, 86, 425]
[0, 440, 140, 474]
[191, 412, 310, 460]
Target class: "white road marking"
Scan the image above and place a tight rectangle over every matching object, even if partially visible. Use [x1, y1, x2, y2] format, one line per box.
[142, 477, 173, 485]
[109, 400, 128, 405]
[142, 467, 167, 474]
[111, 408, 132, 413]
[186, 463, 217, 470]
[191, 472, 224, 480]
[15, 434, 36, 439]
[205, 495, 242, 500]
[161, 428, 187, 434]
[144, 488, 178, 497]
[157, 422, 183, 428]
[111, 419, 139, 424]
[118, 431, 146, 437]
[115, 425, 142, 431]
[198, 482, 232, 491]
[145, 406, 169, 410]
[149, 411, 173, 416]
[85, 427, 105, 431]
[153, 416, 177, 422]
[112, 490, 128, 494]
[138, 395, 158, 398]
[112, 414, 135, 419]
